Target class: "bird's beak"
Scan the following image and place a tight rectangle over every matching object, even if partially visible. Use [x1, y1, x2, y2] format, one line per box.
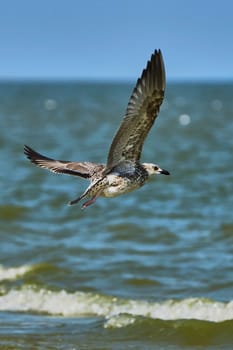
[159, 168, 170, 175]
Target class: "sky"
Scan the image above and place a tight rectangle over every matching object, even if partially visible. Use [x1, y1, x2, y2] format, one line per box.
[1, 0, 233, 81]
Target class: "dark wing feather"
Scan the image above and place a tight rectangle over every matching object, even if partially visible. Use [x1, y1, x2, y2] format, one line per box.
[105, 49, 165, 171]
[24, 145, 104, 179]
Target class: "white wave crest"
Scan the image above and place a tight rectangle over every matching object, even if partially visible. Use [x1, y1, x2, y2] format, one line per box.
[0, 265, 32, 281]
[0, 286, 232, 324]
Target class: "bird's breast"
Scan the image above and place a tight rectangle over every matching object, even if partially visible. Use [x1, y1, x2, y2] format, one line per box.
[102, 173, 145, 198]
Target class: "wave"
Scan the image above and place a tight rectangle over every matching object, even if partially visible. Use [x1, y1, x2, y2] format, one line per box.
[106, 318, 233, 348]
[0, 263, 232, 330]
[0, 264, 33, 281]
[0, 286, 233, 348]
[0, 286, 232, 327]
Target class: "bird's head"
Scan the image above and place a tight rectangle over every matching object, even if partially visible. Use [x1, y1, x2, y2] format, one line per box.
[142, 163, 170, 176]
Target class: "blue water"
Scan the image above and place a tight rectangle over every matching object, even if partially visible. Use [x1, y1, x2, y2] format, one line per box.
[0, 81, 233, 349]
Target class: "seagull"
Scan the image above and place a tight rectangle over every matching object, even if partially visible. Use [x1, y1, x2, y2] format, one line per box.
[24, 49, 170, 209]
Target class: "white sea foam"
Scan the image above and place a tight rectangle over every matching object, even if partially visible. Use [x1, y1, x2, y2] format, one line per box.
[0, 286, 232, 326]
[0, 265, 32, 281]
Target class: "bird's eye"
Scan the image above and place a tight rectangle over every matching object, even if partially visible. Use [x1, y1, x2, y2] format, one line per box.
[154, 166, 158, 171]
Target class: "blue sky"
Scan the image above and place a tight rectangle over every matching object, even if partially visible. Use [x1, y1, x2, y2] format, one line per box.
[1, 0, 232, 80]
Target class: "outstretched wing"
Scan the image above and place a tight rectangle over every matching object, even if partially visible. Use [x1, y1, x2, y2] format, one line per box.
[24, 145, 104, 179]
[105, 49, 165, 171]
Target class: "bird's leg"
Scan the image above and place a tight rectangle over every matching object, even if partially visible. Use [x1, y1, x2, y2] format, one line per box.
[68, 177, 107, 208]
[68, 196, 83, 206]
[68, 188, 89, 206]
[68, 186, 99, 208]
[68, 194, 97, 208]
[81, 196, 98, 210]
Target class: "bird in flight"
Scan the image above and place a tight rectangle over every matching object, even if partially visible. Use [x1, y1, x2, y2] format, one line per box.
[24, 49, 170, 209]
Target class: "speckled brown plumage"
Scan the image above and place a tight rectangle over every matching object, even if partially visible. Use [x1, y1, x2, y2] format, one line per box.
[24, 49, 170, 209]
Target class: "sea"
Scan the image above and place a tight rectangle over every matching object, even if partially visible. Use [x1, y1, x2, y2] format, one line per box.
[0, 80, 232, 349]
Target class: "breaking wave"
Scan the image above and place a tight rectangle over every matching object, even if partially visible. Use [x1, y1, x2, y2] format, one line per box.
[0, 286, 232, 327]
[0, 264, 33, 281]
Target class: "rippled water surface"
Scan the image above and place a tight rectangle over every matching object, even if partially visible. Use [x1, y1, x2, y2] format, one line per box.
[0, 81, 233, 349]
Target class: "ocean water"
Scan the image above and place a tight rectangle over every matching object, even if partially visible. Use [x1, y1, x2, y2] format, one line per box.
[0, 80, 232, 349]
